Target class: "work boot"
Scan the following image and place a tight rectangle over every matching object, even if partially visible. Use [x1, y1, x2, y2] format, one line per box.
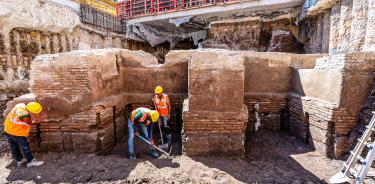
[149, 149, 159, 158]
[129, 153, 137, 160]
[26, 159, 44, 168]
[16, 159, 27, 167]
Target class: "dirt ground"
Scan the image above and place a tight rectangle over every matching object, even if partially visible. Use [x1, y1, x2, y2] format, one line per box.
[1, 130, 374, 184]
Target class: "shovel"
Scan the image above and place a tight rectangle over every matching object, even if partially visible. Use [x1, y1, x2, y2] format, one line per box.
[135, 134, 171, 158]
[158, 120, 165, 149]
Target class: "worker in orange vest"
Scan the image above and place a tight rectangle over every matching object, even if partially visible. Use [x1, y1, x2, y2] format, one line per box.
[152, 86, 172, 150]
[128, 107, 160, 160]
[3, 102, 44, 167]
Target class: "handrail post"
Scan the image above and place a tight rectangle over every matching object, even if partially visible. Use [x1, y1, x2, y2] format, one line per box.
[157, 0, 160, 12]
[144, 0, 147, 15]
[130, 0, 133, 18]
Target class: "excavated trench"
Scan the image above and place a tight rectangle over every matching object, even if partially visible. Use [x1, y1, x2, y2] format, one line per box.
[1, 43, 375, 184]
[2, 0, 375, 182]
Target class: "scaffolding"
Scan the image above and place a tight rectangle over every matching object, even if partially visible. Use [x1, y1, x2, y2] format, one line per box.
[80, 4, 126, 34]
[80, 0, 118, 15]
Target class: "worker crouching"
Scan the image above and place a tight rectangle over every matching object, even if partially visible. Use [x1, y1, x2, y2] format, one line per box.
[128, 107, 160, 160]
[3, 102, 45, 167]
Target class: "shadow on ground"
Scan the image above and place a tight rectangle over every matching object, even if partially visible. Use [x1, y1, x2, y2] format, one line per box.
[1, 130, 342, 183]
[2, 137, 181, 183]
[192, 130, 332, 183]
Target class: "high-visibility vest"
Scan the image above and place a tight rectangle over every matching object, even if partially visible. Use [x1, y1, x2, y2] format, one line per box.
[131, 107, 151, 126]
[153, 93, 169, 116]
[3, 103, 31, 137]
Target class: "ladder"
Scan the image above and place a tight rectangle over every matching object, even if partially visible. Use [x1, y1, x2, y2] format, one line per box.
[330, 112, 375, 184]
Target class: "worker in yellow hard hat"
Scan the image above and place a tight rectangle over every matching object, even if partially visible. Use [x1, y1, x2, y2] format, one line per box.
[152, 86, 172, 150]
[3, 102, 45, 167]
[128, 107, 159, 160]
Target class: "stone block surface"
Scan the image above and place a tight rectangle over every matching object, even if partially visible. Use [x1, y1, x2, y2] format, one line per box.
[182, 50, 248, 156]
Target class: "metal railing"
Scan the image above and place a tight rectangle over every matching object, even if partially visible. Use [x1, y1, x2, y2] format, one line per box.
[116, 0, 238, 20]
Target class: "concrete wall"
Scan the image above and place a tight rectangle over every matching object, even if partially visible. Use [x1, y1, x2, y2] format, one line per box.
[291, 69, 343, 104]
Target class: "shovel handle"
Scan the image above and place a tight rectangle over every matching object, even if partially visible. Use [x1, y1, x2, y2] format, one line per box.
[135, 134, 170, 156]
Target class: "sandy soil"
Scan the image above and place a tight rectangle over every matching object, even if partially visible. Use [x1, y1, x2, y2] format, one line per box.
[1, 131, 373, 184]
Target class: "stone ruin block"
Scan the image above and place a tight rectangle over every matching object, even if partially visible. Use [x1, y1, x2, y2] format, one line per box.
[182, 50, 248, 156]
[289, 52, 375, 159]
[4, 48, 189, 153]
[36, 105, 116, 153]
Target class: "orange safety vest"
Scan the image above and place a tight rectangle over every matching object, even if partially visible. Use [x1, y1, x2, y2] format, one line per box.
[131, 107, 151, 126]
[153, 93, 169, 116]
[3, 103, 31, 137]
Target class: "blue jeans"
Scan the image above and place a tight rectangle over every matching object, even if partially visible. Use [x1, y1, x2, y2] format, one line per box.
[128, 119, 153, 154]
[159, 116, 172, 145]
[5, 133, 34, 162]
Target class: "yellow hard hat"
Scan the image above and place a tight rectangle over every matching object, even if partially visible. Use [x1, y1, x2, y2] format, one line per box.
[155, 86, 163, 94]
[26, 102, 43, 114]
[150, 110, 159, 122]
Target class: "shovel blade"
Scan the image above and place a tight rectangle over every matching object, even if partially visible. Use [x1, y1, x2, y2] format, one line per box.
[329, 171, 350, 184]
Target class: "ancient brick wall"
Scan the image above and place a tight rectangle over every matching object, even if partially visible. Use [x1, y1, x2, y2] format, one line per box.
[301, 10, 331, 54]
[288, 94, 336, 157]
[301, 0, 375, 55]
[327, 0, 375, 54]
[0, 26, 127, 125]
[4, 49, 188, 153]
[241, 52, 323, 132]
[288, 52, 375, 158]
[4, 49, 373, 158]
[203, 20, 261, 50]
[203, 19, 304, 53]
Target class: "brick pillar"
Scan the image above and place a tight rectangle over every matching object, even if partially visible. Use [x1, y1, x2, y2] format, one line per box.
[60, 33, 67, 53]
[44, 34, 51, 54]
[52, 34, 60, 54]
[182, 51, 248, 157]
[13, 30, 22, 66]
[35, 32, 42, 55]
[67, 33, 73, 51]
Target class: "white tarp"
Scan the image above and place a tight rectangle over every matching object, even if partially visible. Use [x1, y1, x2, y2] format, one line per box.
[169, 16, 193, 27]
[128, 23, 207, 48]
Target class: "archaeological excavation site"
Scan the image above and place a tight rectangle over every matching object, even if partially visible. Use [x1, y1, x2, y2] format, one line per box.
[1, 0, 375, 183]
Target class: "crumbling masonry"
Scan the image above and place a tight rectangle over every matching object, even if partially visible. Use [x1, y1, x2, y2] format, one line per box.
[4, 49, 374, 158]
[2, 0, 375, 159]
